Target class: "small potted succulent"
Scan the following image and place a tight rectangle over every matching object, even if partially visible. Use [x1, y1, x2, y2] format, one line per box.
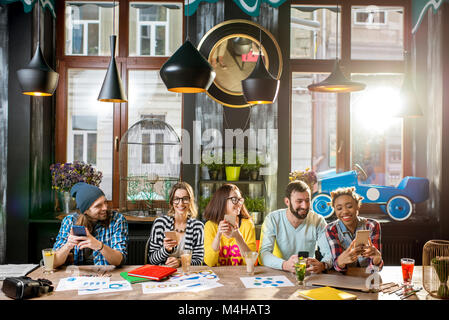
[242, 153, 263, 181]
[244, 197, 265, 225]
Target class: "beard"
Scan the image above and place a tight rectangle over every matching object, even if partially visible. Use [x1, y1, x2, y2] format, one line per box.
[289, 202, 309, 220]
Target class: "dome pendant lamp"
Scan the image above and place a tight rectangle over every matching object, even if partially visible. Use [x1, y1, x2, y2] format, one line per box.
[308, 4, 365, 93]
[160, 1, 215, 93]
[241, 29, 280, 104]
[17, 2, 59, 96]
[98, 0, 127, 102]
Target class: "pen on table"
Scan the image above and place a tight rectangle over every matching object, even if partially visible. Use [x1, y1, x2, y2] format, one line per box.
[400, 288, 421, 299]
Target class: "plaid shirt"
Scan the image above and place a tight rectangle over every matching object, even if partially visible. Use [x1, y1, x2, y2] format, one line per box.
[53, 211, 128, 265]
[325, 217, 383, 272]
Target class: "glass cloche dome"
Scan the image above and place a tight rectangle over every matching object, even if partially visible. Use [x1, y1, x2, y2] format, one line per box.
[119, 118, 181, 216]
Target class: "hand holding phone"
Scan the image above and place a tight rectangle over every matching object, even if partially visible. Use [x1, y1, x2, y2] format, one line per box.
[164, 231, 177, 241]
[71, 225, 87, 236]
[354, 230, 370, 248]
[224, 214, 237, 228]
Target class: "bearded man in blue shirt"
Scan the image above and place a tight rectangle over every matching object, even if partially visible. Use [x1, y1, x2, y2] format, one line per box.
[53, 182, 128, 267]
[259, 180, 332, 273]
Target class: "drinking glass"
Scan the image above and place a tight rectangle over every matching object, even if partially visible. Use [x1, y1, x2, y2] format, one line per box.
[243, 251, 258, 275]
[180, 249, 192, 274]
[41, 248, 55, 274]
[295, 258, 307, 285]
[401, 258, 415, 287]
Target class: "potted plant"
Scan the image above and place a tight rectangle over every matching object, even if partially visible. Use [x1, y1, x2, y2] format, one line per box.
[50, 161, 103, 214]
[244, 197, 265, 225]
[224, 149, 244, 181]
[289, 168, 317, 194]
[201, 161, 223, 180]
[242, 154, 263, 180]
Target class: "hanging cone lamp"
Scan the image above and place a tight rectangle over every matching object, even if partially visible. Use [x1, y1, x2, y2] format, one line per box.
[160, 1, 215, 93]
[17, 3, 59, 96]
[308, 59, 366, 93]
[98, 0, 127, 103]
[308, 4, 365, 93]
[160, 40, 216, 93]
[98, 35, 127, 102]
[242, 53, 280, 104]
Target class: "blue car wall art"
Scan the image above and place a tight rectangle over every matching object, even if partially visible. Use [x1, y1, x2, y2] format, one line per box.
[311, 164, 429, 221]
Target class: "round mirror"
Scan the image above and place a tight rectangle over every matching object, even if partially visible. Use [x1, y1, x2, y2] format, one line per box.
[198, 20, 282, 108]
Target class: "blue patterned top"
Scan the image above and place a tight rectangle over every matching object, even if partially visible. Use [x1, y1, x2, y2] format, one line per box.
[53, 211, 128, 265]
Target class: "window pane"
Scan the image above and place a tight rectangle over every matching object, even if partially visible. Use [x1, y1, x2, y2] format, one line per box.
[65, 2, 119, 56]
[73, 134, 84, 161]
[140, 25, 151, 55]
[291, 5, 340, 59]
[67, 69, 113, 199]
[291, 73, 337, 174]
[87, 133, 97, 165]
[351, 6, 404, 60]
[351, 74, 403, 186]
[155, 25, 166, 56]
[129, 2, 182, 57]
[87, 23, 99, 55]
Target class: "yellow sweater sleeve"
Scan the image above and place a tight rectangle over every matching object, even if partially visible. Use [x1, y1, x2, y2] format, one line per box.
[204, 221, 219, 267]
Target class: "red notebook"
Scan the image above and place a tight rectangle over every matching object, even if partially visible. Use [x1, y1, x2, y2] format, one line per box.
[127, 265, 177, 281]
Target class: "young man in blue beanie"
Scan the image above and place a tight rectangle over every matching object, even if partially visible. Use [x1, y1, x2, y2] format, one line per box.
[52, 182, 128, 267]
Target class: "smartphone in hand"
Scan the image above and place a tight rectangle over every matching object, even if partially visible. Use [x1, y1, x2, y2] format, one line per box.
[164, 231, 177, 241]
[72, 225, 87, 236]
[224, 214, 237, 228]
[354, 230, 370, 247]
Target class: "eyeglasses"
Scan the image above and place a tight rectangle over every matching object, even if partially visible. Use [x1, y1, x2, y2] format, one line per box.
[227, 197, 244, 205]
[173, 196, 190, 204]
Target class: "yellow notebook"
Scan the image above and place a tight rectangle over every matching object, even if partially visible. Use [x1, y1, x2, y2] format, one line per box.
[297, 286, 357, 300]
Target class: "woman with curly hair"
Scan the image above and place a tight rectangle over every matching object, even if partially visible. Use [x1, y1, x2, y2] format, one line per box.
[325, 187, 384, 272]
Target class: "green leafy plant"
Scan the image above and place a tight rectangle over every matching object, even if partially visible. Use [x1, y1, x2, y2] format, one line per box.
[242, 154, 262, 172]
[198, 196, 211, 213]
[201, 161, 223, 172]
[224, 149, 245, 167]
[244, 197, 266, 213]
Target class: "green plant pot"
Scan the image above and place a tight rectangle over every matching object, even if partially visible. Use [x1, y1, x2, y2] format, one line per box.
[225, 166, 241, 181]
[249, 170, 259, 181]
[208, 170, 219, 180]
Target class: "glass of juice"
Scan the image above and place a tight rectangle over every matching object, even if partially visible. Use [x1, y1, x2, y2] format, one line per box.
[295, 257, 307, 285]
[41, 248, 55, 274]
[401, 258, 415, 287]
[180, 249, 192, 274]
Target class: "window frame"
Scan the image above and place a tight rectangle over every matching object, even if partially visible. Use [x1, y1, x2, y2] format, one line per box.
[55, 0, 185, 208]
[290, 0, 412, 213]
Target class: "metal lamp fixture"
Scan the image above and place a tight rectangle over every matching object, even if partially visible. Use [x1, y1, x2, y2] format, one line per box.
[308, 4, 365, 93]
[241, 29, 280, 104]
[160, 1, 215, 93]
[98, 0, 127, 102]
[17, 2, 59, 96]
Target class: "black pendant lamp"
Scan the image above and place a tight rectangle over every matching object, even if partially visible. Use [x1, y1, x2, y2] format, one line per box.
[395, 52, 422, 118]
[308, 4, 365, 93]
[160, 1, 215, 93]
[17, 2, 59, 96]
[98, 0, 127, 102]
[241, 29, 280, 104]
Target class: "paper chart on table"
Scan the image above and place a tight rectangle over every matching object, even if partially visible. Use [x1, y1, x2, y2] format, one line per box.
[78, 277, 110, 290]
[56, 276, 89, 291]
[168, 269, 219, 283]
[240, 276, 295, 288]
[78, 281, 132, 295]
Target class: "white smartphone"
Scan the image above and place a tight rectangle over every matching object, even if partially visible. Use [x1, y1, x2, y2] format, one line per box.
[354, 230, 370, 247]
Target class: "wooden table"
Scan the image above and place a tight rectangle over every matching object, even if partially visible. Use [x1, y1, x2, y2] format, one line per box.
[0, 265, 436, 300]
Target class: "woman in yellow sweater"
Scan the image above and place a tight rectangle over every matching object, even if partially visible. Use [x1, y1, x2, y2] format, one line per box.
[203, 183, 257, 266]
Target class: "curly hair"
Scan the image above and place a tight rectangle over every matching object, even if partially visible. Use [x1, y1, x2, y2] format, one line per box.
[330, 187, 364, 208]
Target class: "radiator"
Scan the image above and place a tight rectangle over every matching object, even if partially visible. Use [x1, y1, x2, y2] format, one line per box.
[382, 239, 424, 266]
[127, 236, 148, 265]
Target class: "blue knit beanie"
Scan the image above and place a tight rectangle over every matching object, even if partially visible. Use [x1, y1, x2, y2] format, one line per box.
[70, 182, 105, 214]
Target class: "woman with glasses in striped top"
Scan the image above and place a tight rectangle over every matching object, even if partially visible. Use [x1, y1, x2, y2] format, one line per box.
[147, 182, 204, 268]
[203, 183, 256, 267]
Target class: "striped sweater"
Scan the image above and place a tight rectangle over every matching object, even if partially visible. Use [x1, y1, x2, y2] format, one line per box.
[147, 215, 205, 266]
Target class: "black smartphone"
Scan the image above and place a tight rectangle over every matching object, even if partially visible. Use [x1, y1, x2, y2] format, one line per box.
[72, 225, 87, 236]
[297, 251, 309, 259]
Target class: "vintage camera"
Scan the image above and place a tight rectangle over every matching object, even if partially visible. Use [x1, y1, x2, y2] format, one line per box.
[1, 276, 53, 299]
